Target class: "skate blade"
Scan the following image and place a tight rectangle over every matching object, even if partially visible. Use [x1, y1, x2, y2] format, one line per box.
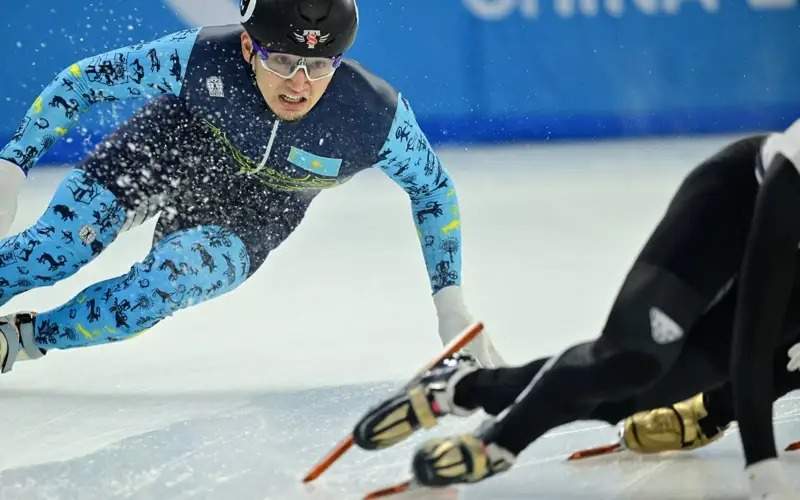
[568, 442, 623, 461]
[364, 479, 415, 499]
[303, 322, 485, 483]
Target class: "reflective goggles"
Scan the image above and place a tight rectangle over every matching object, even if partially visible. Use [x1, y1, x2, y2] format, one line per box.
[251, 39, 342, 82]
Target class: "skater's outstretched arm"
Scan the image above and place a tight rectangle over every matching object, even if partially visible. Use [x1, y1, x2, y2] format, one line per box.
[373, 96, 504, 366]
[373, 95, 462, 296]
[0, 29, 199, 174]
[731, 123, 800, 499]
[0, 28, 200, 235]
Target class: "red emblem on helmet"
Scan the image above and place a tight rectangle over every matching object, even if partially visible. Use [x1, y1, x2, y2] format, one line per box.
[293, 30, 331, 49]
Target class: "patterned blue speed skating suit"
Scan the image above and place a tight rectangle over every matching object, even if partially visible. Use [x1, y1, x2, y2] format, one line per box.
[0, 25, 463, 350]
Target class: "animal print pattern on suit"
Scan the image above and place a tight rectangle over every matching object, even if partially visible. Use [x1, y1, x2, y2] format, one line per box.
[374, 96, 462, 292]
[34, 225, 250, 349]
[0, 169, 125, 306]
[0, 29, 199, 172]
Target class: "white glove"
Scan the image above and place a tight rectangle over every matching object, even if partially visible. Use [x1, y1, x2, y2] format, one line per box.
[433, 285, 506, 368]
[787, 342, 800, 372]
[0, 159, 25, 237]
[761, 119, 800, 174]
[747, 459, 798, 500]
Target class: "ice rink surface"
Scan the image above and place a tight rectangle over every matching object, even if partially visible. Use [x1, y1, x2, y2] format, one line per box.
[0, 135, 798, 499]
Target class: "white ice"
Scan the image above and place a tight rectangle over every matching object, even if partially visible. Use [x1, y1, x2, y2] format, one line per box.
[0, 135, 797, 499]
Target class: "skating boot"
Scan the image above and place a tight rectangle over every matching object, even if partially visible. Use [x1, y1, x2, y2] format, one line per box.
[622, 393, 727, 453]
[412, 430, 516, 487]
[0, 311, 45, 373]
[353, 354, 479, 450]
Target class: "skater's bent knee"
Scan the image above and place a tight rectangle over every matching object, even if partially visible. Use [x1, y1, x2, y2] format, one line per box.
[602, 262, 707, 352]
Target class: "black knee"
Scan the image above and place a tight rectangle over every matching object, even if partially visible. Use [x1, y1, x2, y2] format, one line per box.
[583, 348, 666, 402]
[603, 262, 708, 354]
[533, 344, 665, 411]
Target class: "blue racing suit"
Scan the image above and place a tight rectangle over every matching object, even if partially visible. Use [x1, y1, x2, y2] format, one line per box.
[0, 25, 463, 349]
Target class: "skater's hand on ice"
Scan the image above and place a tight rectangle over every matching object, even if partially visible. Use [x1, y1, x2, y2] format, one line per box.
[433, 286, 506, 368]
[746, 458, 797, 500]
[786, 342, 800, 372]
[0, 159, 24, 237]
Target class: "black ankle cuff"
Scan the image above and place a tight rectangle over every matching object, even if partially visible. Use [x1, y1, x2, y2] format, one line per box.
[699, 390, 734, 435]
[453, 371, 480, 411]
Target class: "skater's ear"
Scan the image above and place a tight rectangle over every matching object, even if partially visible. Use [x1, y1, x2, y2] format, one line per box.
[240, 31, 256, 65]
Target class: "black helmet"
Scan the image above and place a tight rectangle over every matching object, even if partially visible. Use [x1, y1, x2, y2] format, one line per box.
[240, 0, 359, 58]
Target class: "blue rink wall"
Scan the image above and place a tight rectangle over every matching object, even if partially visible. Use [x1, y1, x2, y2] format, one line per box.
[0, 0, 798, 164]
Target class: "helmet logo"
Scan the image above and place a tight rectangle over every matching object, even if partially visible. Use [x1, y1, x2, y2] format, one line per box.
[293, 30, 330, 49]
[240, 0, 257, 22]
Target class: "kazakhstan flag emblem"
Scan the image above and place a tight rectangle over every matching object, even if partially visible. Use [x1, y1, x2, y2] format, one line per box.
[287, 146, 342, 177]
